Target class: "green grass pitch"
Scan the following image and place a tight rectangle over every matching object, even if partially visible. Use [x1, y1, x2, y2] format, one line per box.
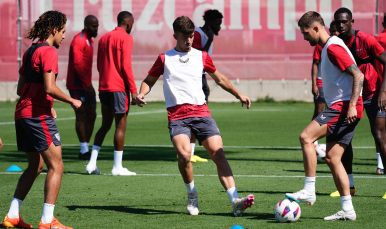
[0, 101, 385, 228]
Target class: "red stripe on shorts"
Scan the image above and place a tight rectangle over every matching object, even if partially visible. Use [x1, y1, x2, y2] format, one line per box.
[40, 116, 52, 148]
[316, 79, 323, 87]
[125, 92, 129, 113]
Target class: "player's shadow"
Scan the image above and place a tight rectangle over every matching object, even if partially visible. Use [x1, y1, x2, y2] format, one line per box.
[235, 190, 288, 195]
[66, 205, 180, 215]
[250, 212, 276, 221]
[229, 158, 304, 164]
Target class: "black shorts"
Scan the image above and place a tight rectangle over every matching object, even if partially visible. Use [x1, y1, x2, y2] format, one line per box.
[15, 116, 61, 152]
[99, 91, 129, 114]
[202, 74, 209, 102]
[69, 89, 96, 105]
[313, 86, 325, 104]
[168, 117, 221, 145]
[315, 107, 360, 145]
[363, 95, 386, 119]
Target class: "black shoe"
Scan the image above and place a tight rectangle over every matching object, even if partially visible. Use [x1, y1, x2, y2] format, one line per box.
[377, 168, 385, 175]
[79, 152, 91, 160]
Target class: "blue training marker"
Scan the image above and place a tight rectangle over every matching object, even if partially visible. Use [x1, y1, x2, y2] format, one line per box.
[6, 165, 23, 172]
[230, 226, 244, 229]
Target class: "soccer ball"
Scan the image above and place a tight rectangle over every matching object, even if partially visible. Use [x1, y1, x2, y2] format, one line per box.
[315, 144, 326, 162]
[274, 199, 301, 223]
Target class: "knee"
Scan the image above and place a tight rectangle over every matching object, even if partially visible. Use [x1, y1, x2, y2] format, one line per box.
[210, 149, 226, 163]
[299, 132, 311, 145]
[372, 128, 385, 144]
[178, 153, 191, 164]
[88, 111, 97, 121]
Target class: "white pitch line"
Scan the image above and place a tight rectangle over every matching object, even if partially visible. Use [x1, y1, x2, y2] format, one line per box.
[0, 172, 384, 179]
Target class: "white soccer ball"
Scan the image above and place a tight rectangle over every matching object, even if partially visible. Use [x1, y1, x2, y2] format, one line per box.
[315, 144, 326, 162]
[274, 199, 301, 223]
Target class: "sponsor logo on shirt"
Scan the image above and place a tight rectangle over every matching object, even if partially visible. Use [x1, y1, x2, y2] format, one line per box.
[179, 58, 189, 64]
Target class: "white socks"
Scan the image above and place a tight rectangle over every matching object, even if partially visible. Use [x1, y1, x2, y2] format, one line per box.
[8, 198, 22, 218]
[341, 195, 354, 212]
[113, 150, 123, 170]
[88, 145, 100, 166]
[41, 203, 55, 224]
[304, 176, 316, 193]
[377, 153, 384, 169]
[226, 187, 239, 203]
[191, 143, 196, 156]
[348, 174, 354, 187]
[80, 142, 88, 154]
[185, 180, 196, 194]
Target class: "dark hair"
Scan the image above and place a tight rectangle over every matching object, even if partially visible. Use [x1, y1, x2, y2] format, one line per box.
[26, 10, 67, 41]
[298, 11, 325, 28]
[84, 15, 98, 25]
[173, 16, 195, 34]
[203, 9, 223, 21]
[117, 11, 133, 25]
[330, 21, 337, 28]
[334, 7, 352, 19]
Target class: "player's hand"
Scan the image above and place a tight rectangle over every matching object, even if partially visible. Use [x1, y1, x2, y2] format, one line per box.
[0, 138, 3, 152]
[377, 91, 386, 111]
[347, 104, 357, 124]
[71, 99, 82, 110]
[204, 26, 214, 41]
[51, 108, 57, 119]
[131, 93, 138, 105]
[239, 94, 251, 109]
[87, 85, 96, 97]
[312, 84, 319, 97]
[136, 94, 147, 107]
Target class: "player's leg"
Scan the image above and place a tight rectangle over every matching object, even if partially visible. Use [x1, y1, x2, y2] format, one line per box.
[190, 133, 208, 162]
[3, 152, 43, 228]
[312, 86, 326, 146]
[370, 116, 386, 175]
[85, 95, 97, 147]
[324, 142, 356, 221]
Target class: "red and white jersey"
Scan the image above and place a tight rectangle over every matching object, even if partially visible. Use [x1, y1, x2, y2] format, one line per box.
[148, 48, 216, 121]
[321, 36, 360, 106]
[193, 27, 213, 56]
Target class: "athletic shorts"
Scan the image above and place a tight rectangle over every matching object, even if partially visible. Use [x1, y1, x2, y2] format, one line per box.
[202, 74, 209, 102]
[315, 107, 360, 145]
[168, 117, 221, 145]
[313, 86, 325, 104]
[15, 116, 61, 152]
[363, 95, 386, 119]
[99, 91, 129, 114]
[69, 89, 96, 105]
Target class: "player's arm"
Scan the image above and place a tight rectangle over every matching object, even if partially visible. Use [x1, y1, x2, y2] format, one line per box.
[16, 75, 26, 96]
[121, 36, 138, 104]
[344, 64, 364, 124]
[311, 59, 320, 97]
[136, 75, 158, 107]
[375, 52, 386, 110]
[44, 71, 82, 109]
[208, 70, 251, 109]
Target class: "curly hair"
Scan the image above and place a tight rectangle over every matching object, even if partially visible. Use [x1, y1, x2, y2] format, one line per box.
[203, 9, 223, 21]
[27, 10, 67, 41]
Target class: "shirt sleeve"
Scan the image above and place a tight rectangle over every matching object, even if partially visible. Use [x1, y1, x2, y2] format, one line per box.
[313, 45, 322, 60]
[121, 35, 137, 94]
[18, 51, 27, 76]
[327, 44, 355, 72]
[365, 34, 385, 58]
[72, 36, 92, 88]
[148, 54, 165, 77]
[192, 31, 202, 49]
[202, 51, 216, 73]
[40, 48, 58, 74]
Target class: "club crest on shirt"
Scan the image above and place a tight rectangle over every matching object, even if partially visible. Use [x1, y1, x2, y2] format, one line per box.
[179, 58, 189, 64]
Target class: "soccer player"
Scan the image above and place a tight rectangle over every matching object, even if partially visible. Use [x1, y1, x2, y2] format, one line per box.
[135, 16, 254, 217]
[311, 21, 339, 146]
[285, 11, 364, 221]
[85, 11, 138, 176]
[188, 9, 223, 163]
[66, 15, 99, 160]
[328, 7, 386, 197]
[2, 11, 81, 229]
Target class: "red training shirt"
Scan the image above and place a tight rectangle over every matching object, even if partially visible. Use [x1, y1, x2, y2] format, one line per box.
[66, 30, 94, 90]
[374, 28, 386, 94]
[97, 27, 137, 94]
[312, 44, 323, 87]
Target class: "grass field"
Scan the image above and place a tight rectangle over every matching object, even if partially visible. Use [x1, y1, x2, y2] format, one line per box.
[0, 101, 385, 229]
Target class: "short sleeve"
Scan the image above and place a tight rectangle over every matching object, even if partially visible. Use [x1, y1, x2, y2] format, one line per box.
[148, 54, 165, 77]
[327, 44, 355, 72]
[18, 51, 27, 76]
[313, 45, 322, 60]
[365, 34, 385, 58]
[41, 48, 58, 74]
[192, 31, 202, 49]
[202, 51, 216, 73]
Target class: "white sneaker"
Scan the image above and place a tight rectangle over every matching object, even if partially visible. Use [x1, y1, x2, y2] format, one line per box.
[187, 192, 199, 215]
[111, 167, 137, 176]
[285, 189, 316, 205]
[324, 209, 356, 221]
[86, 164, 101, 175]
[232, 194, 255, 217]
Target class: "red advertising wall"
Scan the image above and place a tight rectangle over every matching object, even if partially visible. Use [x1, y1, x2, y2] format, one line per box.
[0, 0, 384, 82]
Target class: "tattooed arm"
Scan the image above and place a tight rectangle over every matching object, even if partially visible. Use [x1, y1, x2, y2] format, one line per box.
[344, 64, 364, 124]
